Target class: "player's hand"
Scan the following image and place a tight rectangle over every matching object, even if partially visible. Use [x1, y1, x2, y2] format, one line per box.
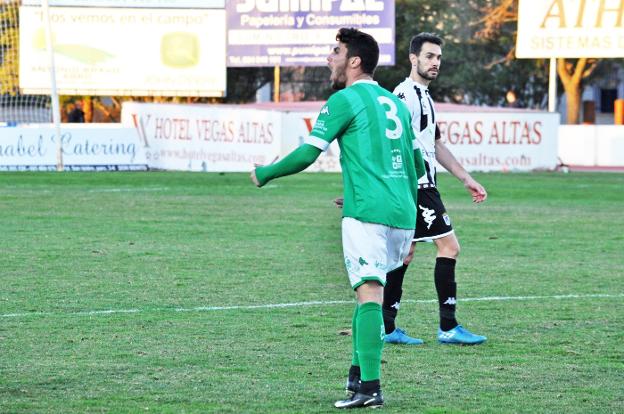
[250, 165, 262, 187]
[250, 156, 277, 188]
[464, 177, 487, 203]
[334, 196, 344, 208]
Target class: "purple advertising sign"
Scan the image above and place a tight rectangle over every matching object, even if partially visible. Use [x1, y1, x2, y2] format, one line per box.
[227, 0, 394, 67]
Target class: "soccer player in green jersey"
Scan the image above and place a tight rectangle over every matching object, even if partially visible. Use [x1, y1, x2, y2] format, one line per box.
[251, 28, 425, 409]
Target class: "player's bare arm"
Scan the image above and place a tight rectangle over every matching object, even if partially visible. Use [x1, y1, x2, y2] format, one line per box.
[435, 139, 487, 203]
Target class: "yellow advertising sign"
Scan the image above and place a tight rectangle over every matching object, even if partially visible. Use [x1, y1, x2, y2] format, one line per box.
[19, 7, 226, 97]
[516, 0, 624, 58]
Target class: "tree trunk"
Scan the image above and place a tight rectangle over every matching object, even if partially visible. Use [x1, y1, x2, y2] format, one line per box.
[563, 80, 581, 125]
[83, 96, 93, 123]
[557, 58, 586, 125]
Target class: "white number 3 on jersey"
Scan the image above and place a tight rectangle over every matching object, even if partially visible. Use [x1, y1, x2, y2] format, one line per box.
[377, 96, 403, 140]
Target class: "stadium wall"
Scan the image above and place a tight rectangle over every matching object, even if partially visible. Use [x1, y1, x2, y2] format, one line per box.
[558, 125, 624, 167]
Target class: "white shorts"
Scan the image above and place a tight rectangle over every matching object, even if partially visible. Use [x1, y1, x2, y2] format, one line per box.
[342, 217, 414, 290]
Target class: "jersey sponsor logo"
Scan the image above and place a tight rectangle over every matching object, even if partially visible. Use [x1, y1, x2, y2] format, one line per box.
[320, 105, 330, 116]
[443, 213, 451, 226]
[391, 149, 403, 170]
[419, 204, 436, 229]
[443, 297, 457, 305]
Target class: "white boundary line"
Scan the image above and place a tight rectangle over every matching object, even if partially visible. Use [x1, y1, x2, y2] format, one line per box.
[2, 293, 622, 319]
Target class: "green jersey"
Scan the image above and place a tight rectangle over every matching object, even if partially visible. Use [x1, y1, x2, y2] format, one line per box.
[305, 80, 419, 229]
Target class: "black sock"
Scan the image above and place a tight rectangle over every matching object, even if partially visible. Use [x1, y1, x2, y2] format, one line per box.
[435, 257, 459, 331]
[382, 264, 408, 334]
[360, 379, 381, 395]
[348, 365, 361, 382]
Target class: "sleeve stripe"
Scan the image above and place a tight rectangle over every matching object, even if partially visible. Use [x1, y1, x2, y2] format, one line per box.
[304, 136, 330, 152]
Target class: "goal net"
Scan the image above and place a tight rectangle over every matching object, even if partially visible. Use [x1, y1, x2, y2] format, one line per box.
[0, 0, 51, 124]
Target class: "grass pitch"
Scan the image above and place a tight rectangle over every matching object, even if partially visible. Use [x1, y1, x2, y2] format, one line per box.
[1, 171, 623, 413]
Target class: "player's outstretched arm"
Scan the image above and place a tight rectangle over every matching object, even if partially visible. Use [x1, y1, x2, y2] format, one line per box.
[251, 144, 322, 188]
[435, 140, 487, 203]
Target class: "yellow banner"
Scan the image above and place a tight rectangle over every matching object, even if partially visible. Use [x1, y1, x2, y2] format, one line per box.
[516, 0, 624, 58]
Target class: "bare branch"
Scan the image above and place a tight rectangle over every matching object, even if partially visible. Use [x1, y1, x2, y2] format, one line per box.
[484, 46, 516, 69]
[475, 0, 517, 40]
[572, 58, 587, 83]
[582, 59, 599, 78]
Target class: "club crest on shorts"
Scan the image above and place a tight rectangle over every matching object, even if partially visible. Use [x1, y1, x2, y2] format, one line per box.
[443, 213, 451, 226]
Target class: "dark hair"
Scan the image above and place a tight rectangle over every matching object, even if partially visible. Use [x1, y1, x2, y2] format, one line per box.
[409, 32, 443, 55]
[336, 27, 379, 75]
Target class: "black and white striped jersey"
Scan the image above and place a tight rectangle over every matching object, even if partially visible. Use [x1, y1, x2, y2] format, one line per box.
[393, 77, 439, 187]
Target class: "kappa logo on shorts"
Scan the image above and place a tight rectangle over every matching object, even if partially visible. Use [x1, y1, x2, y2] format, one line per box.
[443, 213, 451, 226]
[358, 257, 369, 266]
[419, 204, 436, 229]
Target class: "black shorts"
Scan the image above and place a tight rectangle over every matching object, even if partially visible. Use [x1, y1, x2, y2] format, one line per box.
[414, 187, 454, 242]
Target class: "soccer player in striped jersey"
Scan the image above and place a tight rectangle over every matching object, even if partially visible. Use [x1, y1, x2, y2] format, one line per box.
[384, 32, 488, 346]
[251, 28, 425, 409]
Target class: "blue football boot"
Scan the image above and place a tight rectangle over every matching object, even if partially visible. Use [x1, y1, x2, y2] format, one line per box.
[438, 325, 487, 345]
[384, 328, 424, 345]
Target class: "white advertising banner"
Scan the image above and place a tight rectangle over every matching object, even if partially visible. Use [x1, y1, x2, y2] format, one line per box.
[516, 0, 624, 58]
[19, 7, 226, 97]
[281, 111, 341, 172]
[120, 102, 559, 173]
[437, 112, 560, 172]
[121, 102, 281, 171]
[0, 125, 146, 170]
[281, 110, 558, 173]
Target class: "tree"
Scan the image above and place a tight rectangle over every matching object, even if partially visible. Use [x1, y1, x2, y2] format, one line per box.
[375, 0, 549, 109]
[477, 0, 600, 124]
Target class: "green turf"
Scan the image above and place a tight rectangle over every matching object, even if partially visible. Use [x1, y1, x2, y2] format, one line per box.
[1, 171, 622, 413]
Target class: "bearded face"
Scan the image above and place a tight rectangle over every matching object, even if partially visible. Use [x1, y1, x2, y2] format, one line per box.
[412, 42, 441, 82]
[328, 43, 349, 90]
